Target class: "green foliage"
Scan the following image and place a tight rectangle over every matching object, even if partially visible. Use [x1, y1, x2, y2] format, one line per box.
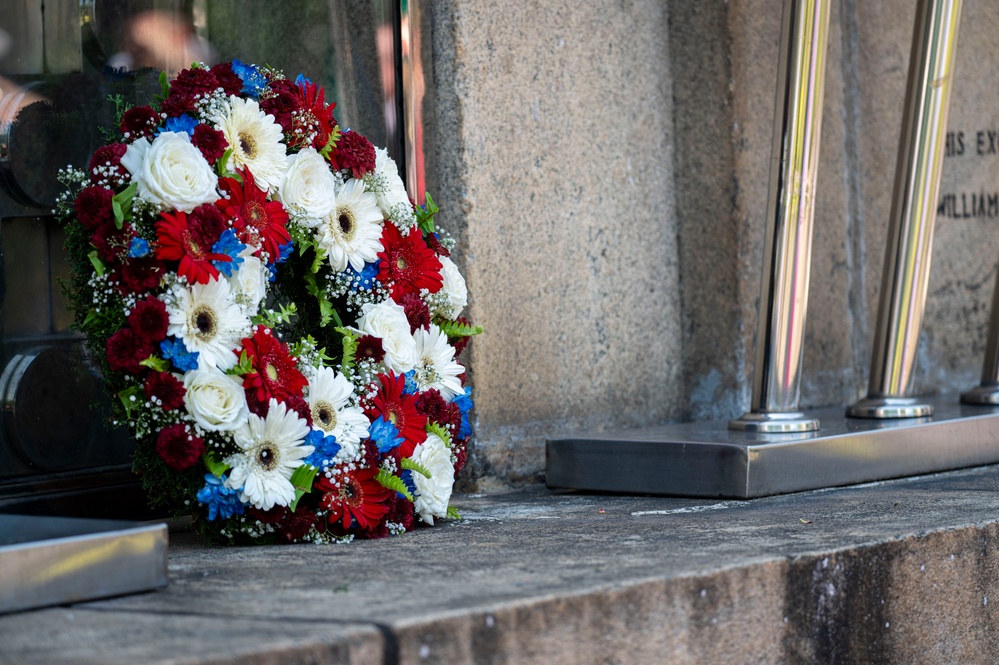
[98, 94, 132, 142]
[117, 386, 142, 419]
[226, 350, 254, 377]
[139, 355, 170, 372]
[319, 125, 342, 161]
[204, 451, 230, 478]
[216, 148, 237, 178]
[112, 183, 137, 229]
[400, 457, 431, 478]
[289, 464, 319, 511]
[87, 250, 105, 277]
[375, 469, 413, 501]
[336, 327, 358, 378]
[252, 302, 298, 328]
[436, 319, 483, 338]
[425, 422, 453, 449]
[415, 192, 439, 235]
[304, 273, 338, 327]
[446, 505, 462, 520]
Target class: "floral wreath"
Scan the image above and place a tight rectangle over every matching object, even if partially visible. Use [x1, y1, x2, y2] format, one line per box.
[55, 61, 479, 544]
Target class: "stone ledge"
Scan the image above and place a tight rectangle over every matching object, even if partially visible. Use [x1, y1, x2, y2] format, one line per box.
[3, 466, 999, 664]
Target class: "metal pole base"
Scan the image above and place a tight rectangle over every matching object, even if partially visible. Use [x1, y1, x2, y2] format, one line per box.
[961, 385, 999, 405]
[847, 396, 933, 419]
[729, 411, 820, 433]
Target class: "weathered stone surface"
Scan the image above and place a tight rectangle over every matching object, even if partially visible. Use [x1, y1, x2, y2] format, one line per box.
[5, 467, 999, 663]
[429, 1, 682, 487]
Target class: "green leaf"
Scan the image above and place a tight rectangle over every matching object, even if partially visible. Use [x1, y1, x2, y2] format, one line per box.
[425, 422, 453, 448]
[111, 183, 137, 228]
[375, 470, 413, 501]
[289, 464, 319, 511]
[159, 70, 170, 99]
[436, 319, 483, 338]
[88, 250, 105, 276]
[401, 457, 431, 478]
[216, 148, 235, 177]
[304, 274, 335, 327]
[204, 451, 230, 478]
[319, 125, 341, 160]
[446, 505, 462, 520]
[225, 350, 254, 377]
[336, 327, 358, 379]
[117, 386, 142, 418]
[251, 302, 298, 328]
[139, 355, 171, 372]
[415, 192, 439, 234]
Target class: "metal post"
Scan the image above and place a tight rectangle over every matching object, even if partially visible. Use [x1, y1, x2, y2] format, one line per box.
[847, 0, 963, 419]
[729, 0, 831, 433]
[961, 260, 999, 404]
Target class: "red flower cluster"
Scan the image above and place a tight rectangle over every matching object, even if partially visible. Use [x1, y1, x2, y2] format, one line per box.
[155, 424, 205, 471]
[239, 326, 308, 406]
[160, 63, 244, 118]
[366, 372, 427, 458]
[261, 78, 338, 152]
[154, 206, 231, 284]
[217, 170, 290, 262]
[317, 467, 394, 530]
[88, 144, 129, 187]
[119, 106, 159, 140]
[331, 130, 376, 179]
[377, 224, 443, 302]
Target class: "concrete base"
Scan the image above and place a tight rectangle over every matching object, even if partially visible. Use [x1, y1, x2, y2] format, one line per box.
[3, 466, 999, 663]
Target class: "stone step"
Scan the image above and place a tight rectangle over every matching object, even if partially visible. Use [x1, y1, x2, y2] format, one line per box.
[2, 465, 999, 664]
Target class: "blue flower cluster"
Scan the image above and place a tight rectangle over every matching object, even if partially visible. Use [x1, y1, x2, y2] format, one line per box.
[196, 474, 245, 521]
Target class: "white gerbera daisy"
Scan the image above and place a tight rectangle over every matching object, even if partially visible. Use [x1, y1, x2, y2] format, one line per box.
[215, 96, 287, 192]
[224, 398, 314, 511]
[307, 366, 369, 460]
[412, 324, 465, 400]
[316, 178, 383, 272]
[165, 277, 250, 371]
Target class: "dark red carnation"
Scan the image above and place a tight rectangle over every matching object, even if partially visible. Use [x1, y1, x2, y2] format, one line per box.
[425, 231, 450, 258]
[91, 220, 133, 263]
[121, 257, 166, 293]
[169, 67, 219, 99]
[355, 335, 385, 364]
[259, 79, 302, 137]
[74, 186, 115, 230]
[414, 389, 462, 433]
[317, 467, 394, 530]
[284, 394, 313, 427]
[377, 223, 443, 302]
[239, 326, 308, 405]
[452, 440, 468, 475]
[88, 143, 129, 187]
[159, 90, 195, 118]
[332, 130, 376, 178]
[191, 123, 228, 163]
[247, 505, 289, 525]
[217, 170, 290, 262]
[278, 504, 318, 543]
[400, 292, 430, 333]
[128, 296, 169, 342]
[155, 424, 204, 471]
[105, 328, 153, 374]
[209, 62, 244, 96]
[144, 371, 186, 410]
[120, 105, 160, 140]
[187, 203, 227, 249]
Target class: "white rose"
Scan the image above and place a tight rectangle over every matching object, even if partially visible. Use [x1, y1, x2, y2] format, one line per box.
[228, 249, 268, 313]
[184, 368, 249, 432]
[410, 433, 455, 526]
[121, 132, 219, 212]
[357, 300, 418, 373]
[372, 147, 411, 216]
[278, 147, 338, 222]
[438, 256, 468, 318]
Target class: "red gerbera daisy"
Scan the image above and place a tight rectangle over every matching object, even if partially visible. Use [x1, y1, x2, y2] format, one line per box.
[296, 78, 337, 152]
[238, 325, 308, 404]
[217, 170, 290, 262]
[154, 210, 231, 285]
[366, 372, 427, 457]
[316, 467, 394, 530]
[377, 224, 443, 302]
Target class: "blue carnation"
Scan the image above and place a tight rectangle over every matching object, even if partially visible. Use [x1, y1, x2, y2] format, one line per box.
[160, 337, 199, 372]
[369, 416, 405, 453]
[295, 73, 313, 88]
[399, 469, 419, 499]
[196, 474, 245, 521]
[453, 387, 473, 439]
[161, 113, 198, 136]
[403, 370, 419, 396]
[128, 238, 150, 258]
[211, 228, 246, 278]
[304, 429, 341, 469]
[232, 60, 268, 98]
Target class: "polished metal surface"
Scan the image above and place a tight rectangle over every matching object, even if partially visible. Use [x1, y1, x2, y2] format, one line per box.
[548, 396, 999, 498]
[0, 515, 167, 614]
[848, 0, 963, 419]
[729, 0, 830, 433]
[962, 256, 999, 404]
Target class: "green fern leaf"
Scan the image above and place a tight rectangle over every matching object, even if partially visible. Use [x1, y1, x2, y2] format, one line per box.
[401, 457, 432, 478]
[425, 422, 453, 448]
[436, 319, 483, 338]
[375, 470, 413, 501]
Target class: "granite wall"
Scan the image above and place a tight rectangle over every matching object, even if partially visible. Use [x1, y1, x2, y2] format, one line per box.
[427, 0, 999, 488]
